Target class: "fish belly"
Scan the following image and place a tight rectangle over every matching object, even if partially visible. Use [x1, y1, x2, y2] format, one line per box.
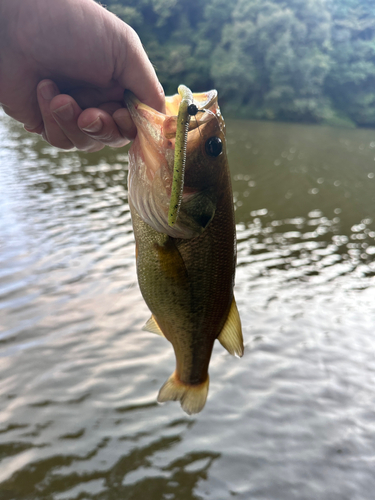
[130, 185, 235, 378]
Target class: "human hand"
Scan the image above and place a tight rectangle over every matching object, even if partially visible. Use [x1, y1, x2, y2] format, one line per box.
[0, 0, 165, 152]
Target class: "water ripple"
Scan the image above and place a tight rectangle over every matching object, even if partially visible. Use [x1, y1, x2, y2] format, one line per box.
[2, 112, 375, 499]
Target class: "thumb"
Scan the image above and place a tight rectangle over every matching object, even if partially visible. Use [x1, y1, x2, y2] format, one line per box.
[113, 23, 165, 114]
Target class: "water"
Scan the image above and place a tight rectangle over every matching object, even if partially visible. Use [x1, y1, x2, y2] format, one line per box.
[1, 109, 375, 499]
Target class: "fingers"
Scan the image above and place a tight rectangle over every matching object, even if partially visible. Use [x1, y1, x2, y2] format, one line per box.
[77, 107, 131, 148]
[2, 85, 43, 133]
[68, 85, 124, 110]
[38, 80, 104, 151]
[37, 80, 74, 150]
[36, 80, 134, 151]
[112, 108, 137, 141]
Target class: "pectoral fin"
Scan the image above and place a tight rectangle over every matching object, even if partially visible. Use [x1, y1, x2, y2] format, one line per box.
[217, 298, 244, 357]
[142, 315, 165, 337]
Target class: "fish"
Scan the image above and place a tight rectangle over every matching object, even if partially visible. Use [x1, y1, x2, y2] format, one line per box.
[123, 87, 243, 415]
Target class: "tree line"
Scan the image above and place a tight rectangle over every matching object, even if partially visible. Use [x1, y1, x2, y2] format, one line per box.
[103, 0, 375, 127]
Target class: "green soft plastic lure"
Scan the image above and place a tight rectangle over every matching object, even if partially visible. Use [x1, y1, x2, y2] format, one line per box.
[167, 85, 194, 227]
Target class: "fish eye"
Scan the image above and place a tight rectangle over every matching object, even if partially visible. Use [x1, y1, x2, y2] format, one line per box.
[187, 103, 199, 116]
[205, 137, 222, 157]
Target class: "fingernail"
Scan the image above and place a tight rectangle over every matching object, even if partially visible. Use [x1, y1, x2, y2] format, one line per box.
[82, 117, 103, 134]
[39, 82, 58, 101]
[53, 103, 74, 121]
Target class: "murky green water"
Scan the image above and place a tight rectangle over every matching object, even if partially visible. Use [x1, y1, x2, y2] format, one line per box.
[1, 109, 375, 500]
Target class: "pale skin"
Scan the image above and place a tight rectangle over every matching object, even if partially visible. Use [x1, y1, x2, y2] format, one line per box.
[0, 0, 165, 152]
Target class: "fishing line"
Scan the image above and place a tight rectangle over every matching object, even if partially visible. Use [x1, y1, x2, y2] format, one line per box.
[191, 108, 220, 141]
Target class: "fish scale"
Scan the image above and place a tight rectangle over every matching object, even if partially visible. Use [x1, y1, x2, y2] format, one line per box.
[124, 87, 243, 414]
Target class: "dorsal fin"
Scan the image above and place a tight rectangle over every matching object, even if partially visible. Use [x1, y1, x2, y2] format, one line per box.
[142, 315, 165, 337]
[217, 298, 244, 357]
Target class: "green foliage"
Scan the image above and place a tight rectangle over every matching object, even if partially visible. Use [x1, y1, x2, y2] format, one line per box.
[326, 1, 375, 125]
[104, 0, 217, 95]
[210, 0, 332, 122]
[102, 0, 375, 126]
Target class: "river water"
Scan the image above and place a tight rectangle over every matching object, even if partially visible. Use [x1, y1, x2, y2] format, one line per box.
[1, 109, 375, 500]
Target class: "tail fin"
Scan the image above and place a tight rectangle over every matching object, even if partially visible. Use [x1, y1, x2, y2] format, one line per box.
[157, 372, 209, 415]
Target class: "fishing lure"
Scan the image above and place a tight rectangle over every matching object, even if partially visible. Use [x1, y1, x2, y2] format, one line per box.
[167, 85, 222, 227]
[167, 85, 193, 227]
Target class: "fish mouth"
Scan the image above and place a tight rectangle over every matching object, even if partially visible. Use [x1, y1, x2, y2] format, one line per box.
[124, 88, 224, 238]
[124, 89, 221, 166]
[124, 89, 219, 129]
[124, 91, 169, 179]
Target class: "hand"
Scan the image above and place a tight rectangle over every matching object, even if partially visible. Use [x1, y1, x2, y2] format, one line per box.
[0, 0, 165, 152]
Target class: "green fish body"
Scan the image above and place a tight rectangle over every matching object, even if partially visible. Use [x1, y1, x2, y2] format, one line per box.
[124, 89, 243, 414]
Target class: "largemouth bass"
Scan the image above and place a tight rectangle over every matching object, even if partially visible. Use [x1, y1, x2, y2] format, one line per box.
[124, 87, 243, 415]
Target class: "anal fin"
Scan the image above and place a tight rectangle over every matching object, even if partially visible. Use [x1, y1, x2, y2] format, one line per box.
[142, 315, 165, 337]
[217, 298, 244, 357]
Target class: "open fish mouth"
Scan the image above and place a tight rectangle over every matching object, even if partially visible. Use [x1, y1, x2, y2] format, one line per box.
[125, 88, 220, 143]
[124, 89, 225, 238]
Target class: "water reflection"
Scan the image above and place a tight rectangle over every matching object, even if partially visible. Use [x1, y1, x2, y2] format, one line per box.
[237, 210, 375, 282]
[2, 111, 375, 499]
[0, 416, 218, 500]
[228, 119, 375, 296]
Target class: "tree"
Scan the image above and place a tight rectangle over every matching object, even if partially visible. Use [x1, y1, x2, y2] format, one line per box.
[326, 0, 375, 125]
[102, 0, 375, 126]
[211, 0, 333, 121]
